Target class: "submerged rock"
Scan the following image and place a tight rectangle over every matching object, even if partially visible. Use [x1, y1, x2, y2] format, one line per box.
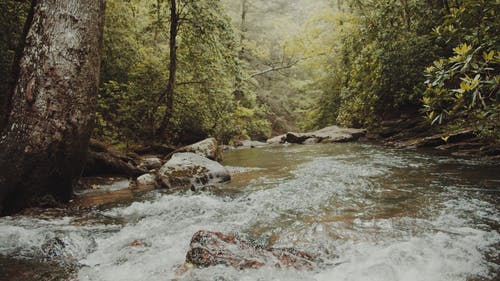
[158, 153, 230, 191]
[185, 230, 317, 270]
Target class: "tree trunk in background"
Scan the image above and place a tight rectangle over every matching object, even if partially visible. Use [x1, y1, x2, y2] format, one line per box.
[157, 0, 178, 142]
[0, 0, 105, 215]
[233, 0, 248, 100]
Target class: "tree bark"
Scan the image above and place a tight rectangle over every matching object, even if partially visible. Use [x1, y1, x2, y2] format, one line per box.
[157, 0, 178, 141]
[0, 0, 105, 215]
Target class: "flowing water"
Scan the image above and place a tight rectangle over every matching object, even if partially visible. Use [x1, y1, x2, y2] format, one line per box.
[0, 143, 499, 281]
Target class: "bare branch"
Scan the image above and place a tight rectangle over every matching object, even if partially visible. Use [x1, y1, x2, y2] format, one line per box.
[249, 54, 326, 78]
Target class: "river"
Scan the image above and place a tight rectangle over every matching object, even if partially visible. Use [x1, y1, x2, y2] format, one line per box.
[0, 143, 499, 281]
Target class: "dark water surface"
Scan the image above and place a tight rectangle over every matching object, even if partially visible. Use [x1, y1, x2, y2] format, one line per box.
[1, 143, 499, 281]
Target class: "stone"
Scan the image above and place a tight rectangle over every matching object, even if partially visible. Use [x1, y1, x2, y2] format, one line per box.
[303, 138, 320, 145]
[285, 132, 311, 144]
[136, 174, 158, 189]
[157, 153, 230, 191]
[139, 156, 163, 170]
[266, 134, 286, 144]
[185, 230, 317, 271]
[175, 138, 222, 162]
[312, 125, 366, 142]
[280, 126, 366, 144]
[240, 140, 268, 148]
[388, 129, 476, 149]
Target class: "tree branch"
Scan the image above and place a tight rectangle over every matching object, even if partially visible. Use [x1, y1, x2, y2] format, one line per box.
[249, 54, 326, 78]
[176, 80, 208, 86]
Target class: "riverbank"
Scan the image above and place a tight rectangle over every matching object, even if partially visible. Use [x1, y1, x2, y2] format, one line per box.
[364, 118, 500, 160]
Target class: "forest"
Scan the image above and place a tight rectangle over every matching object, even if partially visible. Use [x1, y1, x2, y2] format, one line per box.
[1, 0, 499, 146]
[0, 0, 499, 280]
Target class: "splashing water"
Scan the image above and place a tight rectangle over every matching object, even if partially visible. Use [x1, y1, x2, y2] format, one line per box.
[0, 143, 498, 281]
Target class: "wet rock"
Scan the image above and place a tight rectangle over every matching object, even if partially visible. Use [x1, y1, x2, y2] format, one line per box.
[136, 174, 158, 189]
[185, 230, 316, 270]
[0, 256, 72, 281]
[312, 126, 366, 142]
[173, 138, 222, 162]
[435, 141, 483, 151]
[266, 134, 286, 144]
[40, 234, 96, 263]
[286, 132, 311, 144]
[158, 153, 230, 191]
[388, 129, 476, 149]
[41, 236, 70, 260]
[282, 126, 366, 144]
[139, 156, 163, 170]
[303, 137, 320, 145]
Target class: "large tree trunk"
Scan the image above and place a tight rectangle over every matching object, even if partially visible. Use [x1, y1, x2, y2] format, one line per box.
[0, 0, 105, 215]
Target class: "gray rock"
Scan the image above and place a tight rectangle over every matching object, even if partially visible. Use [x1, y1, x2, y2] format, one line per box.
[139, 156, 163, 170]
[158, 153, 230, 191]
[176, 138, 222, 162]
[266, 134, 286, 144]
[240, 140, 267, 148]
[136, 174, 158, 189]
[279, 126, 366, 144]
[303, 137, 320, 145]
[312, 125, 366, 142]
[185, 230, 317, 270]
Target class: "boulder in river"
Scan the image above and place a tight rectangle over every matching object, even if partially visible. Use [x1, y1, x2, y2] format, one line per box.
[136, 173, 158, 189]
[277, 126, 366, 144]
[266, 134, 286, 144]
[138, 156, 163, 171]
[185, 230, 317, 270]
[173, 138, 222, 162]
[285, 132, 311, 144]
[157, 153, 230, 191]
[239, 140, 268, 148]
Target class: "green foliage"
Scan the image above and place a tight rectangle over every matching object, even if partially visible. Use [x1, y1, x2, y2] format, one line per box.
[95, 0, 272, 145]
[422, 0, 500, 140]
[305, 0, 438, 128]
[305, 0, 498, 143]
[423, 45, 499, 139]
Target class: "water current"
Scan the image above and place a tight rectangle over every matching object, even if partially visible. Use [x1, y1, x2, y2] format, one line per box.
[0, 143, 499, 281]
